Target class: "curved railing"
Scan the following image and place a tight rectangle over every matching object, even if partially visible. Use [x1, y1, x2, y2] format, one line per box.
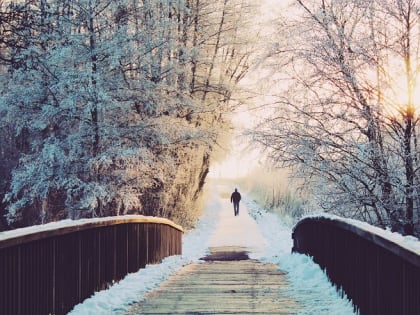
[292, 216, 420, 315]
[0, 216, 183, 315]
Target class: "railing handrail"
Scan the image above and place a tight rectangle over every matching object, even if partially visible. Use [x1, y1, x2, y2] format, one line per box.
[0, 215, 183, 249]
[294, 215, 420, 267]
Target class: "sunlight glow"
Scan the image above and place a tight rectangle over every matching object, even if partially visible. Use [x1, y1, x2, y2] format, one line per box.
[209, 145, 261, 179]
[382, 77, 420, 118]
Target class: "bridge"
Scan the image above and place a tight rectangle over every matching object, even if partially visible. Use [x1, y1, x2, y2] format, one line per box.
[1, 185, 420, 315]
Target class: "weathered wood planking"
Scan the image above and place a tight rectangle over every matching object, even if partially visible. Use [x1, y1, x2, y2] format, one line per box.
[127, 247, 299, 314]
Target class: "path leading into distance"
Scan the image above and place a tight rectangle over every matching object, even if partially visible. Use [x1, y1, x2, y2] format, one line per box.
[125, 185, 299, 314]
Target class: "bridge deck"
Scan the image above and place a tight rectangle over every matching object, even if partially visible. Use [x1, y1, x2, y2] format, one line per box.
[126, 246, 298, 314]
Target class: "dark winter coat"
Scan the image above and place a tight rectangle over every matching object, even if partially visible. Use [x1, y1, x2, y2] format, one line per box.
[231, 191, 241, 203]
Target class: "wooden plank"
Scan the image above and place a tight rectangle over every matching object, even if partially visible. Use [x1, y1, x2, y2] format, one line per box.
[126, 247, 299, 314]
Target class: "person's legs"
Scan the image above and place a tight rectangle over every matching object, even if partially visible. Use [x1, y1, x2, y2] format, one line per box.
[234, 202, 239, 216]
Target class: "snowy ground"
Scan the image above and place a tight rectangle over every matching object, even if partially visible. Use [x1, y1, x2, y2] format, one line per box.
[70, 181, 355, 314]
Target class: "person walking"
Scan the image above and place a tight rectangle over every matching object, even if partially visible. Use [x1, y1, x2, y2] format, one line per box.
[230, 188, 241, 216]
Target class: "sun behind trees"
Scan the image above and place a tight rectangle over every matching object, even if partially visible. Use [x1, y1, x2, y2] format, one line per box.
[250, 0, 420, 236]
[0, 0, 257, 230]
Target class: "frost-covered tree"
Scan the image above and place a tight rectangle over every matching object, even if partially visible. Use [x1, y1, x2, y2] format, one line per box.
[250, 0, 420, 235]
[0, 0, 255, 229]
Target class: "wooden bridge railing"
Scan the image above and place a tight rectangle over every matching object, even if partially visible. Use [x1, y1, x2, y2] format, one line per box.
[0, 216, 183, 315]
[292, 216, 420, 315]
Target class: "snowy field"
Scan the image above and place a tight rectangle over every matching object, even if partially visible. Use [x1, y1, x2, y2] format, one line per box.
[70, 182, 355, 314]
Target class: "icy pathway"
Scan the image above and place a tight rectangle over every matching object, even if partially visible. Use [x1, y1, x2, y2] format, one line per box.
[207, 184, 267, 257]
[70, 181, 355, 314]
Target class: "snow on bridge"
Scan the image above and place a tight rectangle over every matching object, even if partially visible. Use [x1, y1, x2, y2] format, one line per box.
[70, 182, 354, 314]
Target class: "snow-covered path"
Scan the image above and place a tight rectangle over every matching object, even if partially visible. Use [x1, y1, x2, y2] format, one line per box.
[70, 181, 355, 314]
[208, 184, 267, 256]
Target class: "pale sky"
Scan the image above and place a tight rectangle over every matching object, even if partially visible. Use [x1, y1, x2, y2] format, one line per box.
[209, 0, 290, 179]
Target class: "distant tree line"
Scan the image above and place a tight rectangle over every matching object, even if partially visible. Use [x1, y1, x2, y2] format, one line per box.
[0, 0, 255, 230]
[251, 0, 420, 236]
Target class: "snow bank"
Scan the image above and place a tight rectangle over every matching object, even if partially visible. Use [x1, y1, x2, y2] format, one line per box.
[245, 197, 356, 314]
